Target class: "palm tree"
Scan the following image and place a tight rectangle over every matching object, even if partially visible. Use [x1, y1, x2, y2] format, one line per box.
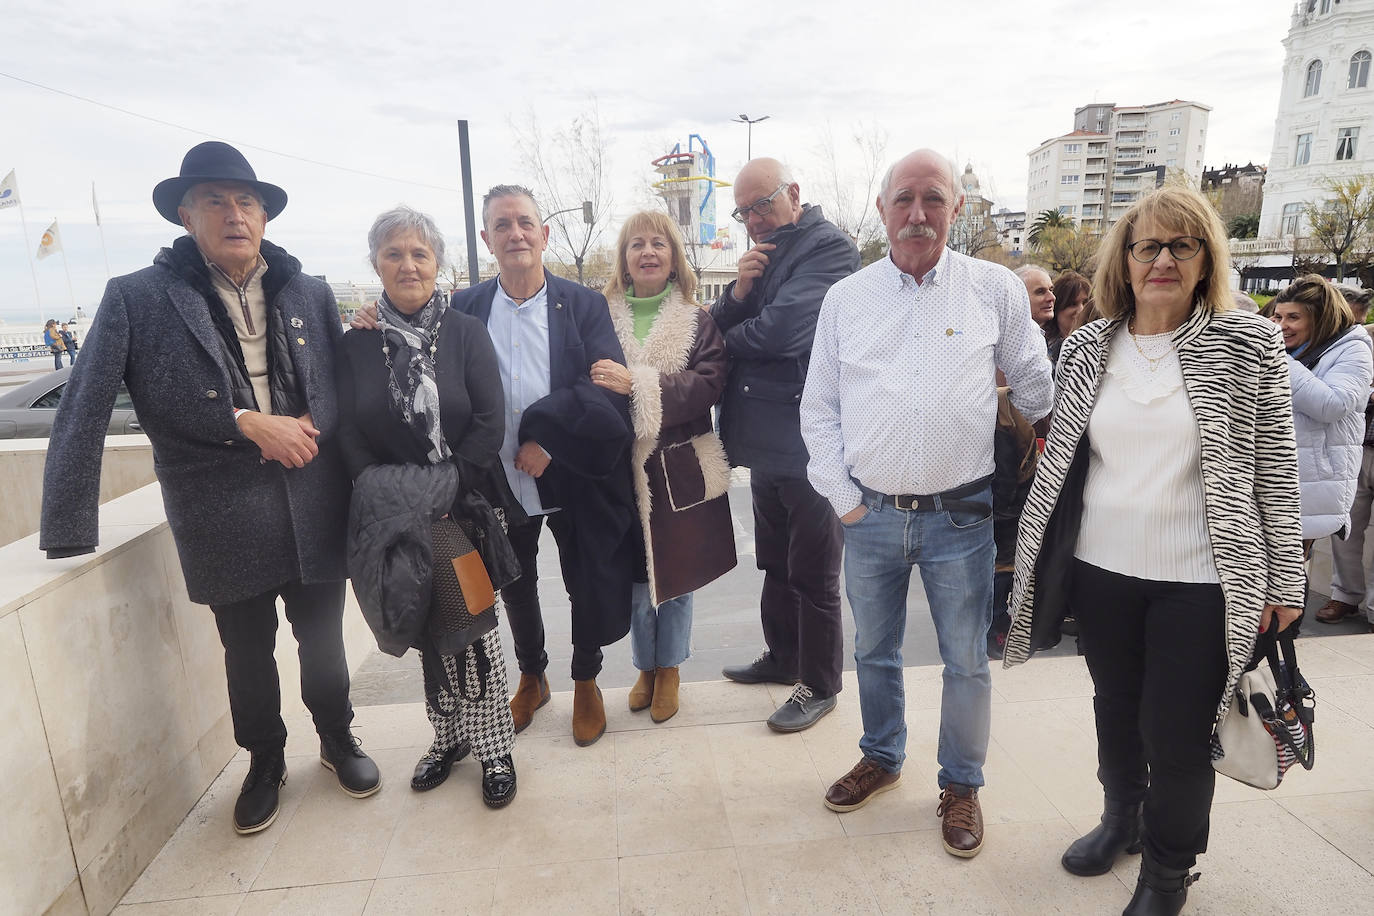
[1028, 209, 1075, 247]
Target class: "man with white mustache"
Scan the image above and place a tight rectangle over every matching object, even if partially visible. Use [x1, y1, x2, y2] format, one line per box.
[801, 148, 1053, 859]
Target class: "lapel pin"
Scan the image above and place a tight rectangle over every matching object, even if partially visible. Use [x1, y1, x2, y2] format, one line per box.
[290, 317, 304, 328]
[555, 302, 564, 310]
[297, 337, 306, 345]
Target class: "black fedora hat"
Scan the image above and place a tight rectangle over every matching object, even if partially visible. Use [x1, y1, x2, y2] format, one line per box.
[152, 141, 288, 224]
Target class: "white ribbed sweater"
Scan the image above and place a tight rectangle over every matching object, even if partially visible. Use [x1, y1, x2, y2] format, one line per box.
[1074, 330, 1218, 583]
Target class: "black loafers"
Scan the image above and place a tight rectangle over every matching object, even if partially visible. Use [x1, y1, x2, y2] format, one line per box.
[481, 753, 517, 809]
[410, 740, 472, 792]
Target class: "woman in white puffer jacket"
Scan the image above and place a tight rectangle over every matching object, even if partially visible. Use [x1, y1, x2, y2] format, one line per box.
[1274, 275, 1374, 541]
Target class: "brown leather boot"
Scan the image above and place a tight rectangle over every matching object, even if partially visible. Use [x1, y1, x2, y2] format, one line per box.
[509, 673, 550, 734]
[628, 670, 655, 712]
[572, 679, 606, 746]
[650, 667, 680, 723]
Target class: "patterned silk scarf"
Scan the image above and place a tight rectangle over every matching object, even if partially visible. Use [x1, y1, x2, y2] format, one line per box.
[377, 289, 450, 463]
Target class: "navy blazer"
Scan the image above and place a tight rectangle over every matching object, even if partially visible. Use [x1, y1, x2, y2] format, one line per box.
[451, 270, 629, 405]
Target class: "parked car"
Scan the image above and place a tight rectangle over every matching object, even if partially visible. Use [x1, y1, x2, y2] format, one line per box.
[0, 368, 140, 438]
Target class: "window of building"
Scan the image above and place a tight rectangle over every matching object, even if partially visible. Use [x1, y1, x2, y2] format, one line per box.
[1171, 113, 1181, 121]
[1321, 0, 1332, 13]
[1167, 158, 1177, 166]
[1168, 143, 1179, 152]
[1062, 159, 1081, 169]
[1281, 202, 1303, 236]
[1306, 60, 1323, 97]
[1296, 132, 1313, 164]
[1060, 175, 1080, 184]
[1147, 131, 1158, 140]
[1168, 128, 1180, 136]
[1351, 51, 1371, 89]
[1058, 205, 1075, 216]
[1337, 127, 1360, 161]
[1145, 147, 1157, 155]
[1064, 143, 1081, 153]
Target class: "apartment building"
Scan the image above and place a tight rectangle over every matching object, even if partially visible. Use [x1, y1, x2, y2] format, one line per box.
[1027, 99, 1212, 231]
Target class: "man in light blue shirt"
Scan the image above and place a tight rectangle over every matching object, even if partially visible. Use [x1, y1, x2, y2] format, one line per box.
[452, 186, 632, 748]
[801, 149, 1053, 859]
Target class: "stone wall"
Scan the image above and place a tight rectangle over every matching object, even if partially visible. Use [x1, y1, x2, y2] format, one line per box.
[0, 435, 157, 547]
[1, 482, 374, 915]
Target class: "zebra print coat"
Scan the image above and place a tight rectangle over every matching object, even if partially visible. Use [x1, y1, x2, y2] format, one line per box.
[1004, 305, 1306, 730]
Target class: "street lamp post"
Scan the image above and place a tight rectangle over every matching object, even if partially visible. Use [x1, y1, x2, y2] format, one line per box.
[732, 114, 770, 160]
[544, 201, 594, 284]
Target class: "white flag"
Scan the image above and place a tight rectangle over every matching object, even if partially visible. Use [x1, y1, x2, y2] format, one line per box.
[37, 220, 61, 260]
[92, 182, 101, 226]
[0, 169, 18, 210]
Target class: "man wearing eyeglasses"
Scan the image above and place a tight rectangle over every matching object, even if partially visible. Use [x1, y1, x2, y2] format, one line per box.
[710, 157, 860, 733]
[800, 148, 1053, 858]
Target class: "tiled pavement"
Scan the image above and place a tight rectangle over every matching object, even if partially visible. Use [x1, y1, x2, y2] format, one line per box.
[116, 634, 1374, 915]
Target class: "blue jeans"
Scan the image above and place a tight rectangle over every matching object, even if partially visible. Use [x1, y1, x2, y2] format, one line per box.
[630, 582, 693, 670]
[842, 486, 994, 787]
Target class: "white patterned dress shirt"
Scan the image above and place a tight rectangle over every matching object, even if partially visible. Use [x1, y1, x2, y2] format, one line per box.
[801, 248, 1054, 516]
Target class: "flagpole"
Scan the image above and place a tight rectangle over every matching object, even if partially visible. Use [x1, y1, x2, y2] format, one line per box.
[58, 244, 78, 317]
[15, 195, 43, 323]
[92, 181, 111, 279]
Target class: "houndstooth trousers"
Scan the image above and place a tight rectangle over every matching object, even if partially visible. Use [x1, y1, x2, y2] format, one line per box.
[421, 611, 515, 763]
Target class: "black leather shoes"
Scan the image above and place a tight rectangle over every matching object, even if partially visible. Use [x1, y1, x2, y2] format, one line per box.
[722, 650, 798, 686]
[767, 684, 836, 732]
[234, 749, 286, 835]
[1124, 853, 1199, 916]
[481, 753, 517, 809]
[319, 730, 381, 798]
[410, 740, 472, 792]
[1062, 799, 1143, 876]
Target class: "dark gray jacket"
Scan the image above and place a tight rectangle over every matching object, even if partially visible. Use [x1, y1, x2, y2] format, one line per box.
[709, 205, 859, 475]
[347, 461, 459, 657]
[40, 238, 350, 605]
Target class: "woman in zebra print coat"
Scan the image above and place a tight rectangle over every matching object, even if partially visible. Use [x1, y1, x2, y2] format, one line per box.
[1004, 187, 1305, 916]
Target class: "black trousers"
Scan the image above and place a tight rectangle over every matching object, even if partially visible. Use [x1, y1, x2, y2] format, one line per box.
[752, 469, 844, 697]
[210, 579, 353, 755]
[1071, 560, 1228, 869]
[502, 514, 603, 681]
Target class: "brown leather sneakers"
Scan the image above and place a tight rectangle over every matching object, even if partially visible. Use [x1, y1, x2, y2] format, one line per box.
[937, 784, 985, 858]
[824, 758, 901, 812]
[1316, 598, 1360, 624]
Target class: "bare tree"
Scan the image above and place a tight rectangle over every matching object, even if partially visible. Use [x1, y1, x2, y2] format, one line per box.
[1305, 174, 1374, 281]
[808, 121, 888, 249]
[1231, 252, 1261, 288]
[511, 101, 614, 285]
[947, 215, 1002, 259]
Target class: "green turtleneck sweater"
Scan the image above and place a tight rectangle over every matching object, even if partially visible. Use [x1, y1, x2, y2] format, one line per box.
[625, 283, 672, 343]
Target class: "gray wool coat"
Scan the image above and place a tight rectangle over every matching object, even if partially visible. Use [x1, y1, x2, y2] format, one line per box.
[40, 238, 350, 606]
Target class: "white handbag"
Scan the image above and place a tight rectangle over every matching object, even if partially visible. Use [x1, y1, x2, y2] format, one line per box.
[1211, 631, 1315, 790]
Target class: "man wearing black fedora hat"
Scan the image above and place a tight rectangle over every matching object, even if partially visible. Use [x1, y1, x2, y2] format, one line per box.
[41, 141, 379, 835]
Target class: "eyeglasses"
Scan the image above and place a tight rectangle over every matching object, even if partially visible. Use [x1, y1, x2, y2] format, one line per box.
[1126, 236, 1204, 263]
[731, 183, 788, 223]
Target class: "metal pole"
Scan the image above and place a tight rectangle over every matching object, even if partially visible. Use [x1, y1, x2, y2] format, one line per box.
[457, 120, 481, 288]
[16, 193, 43, 321]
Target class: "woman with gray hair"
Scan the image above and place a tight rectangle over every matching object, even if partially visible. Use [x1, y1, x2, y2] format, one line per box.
[337, 206, 522, 807]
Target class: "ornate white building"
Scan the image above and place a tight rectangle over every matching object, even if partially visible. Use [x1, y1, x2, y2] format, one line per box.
[1240, 0, 1374, 283]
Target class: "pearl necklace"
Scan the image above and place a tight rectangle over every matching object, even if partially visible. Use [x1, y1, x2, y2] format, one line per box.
[1127, 319, 1174, 372]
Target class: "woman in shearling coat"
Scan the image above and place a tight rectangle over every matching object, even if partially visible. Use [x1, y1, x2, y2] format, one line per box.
[1005, 188, 1304, 915]
[591, 210, 737, 724]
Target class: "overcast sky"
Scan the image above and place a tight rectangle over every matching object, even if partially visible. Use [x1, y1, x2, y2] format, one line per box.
[1, 0, 1297, 320]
